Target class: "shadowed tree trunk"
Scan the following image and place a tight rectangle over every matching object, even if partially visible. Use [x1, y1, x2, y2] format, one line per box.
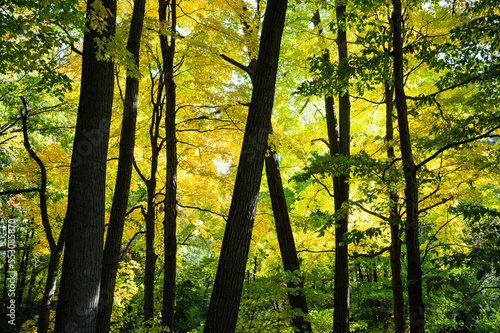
[265, 146, 312, 333]
[312, 7, 351, 331]
[96, 0, 146, 331]
[18, 98, 67, 333]
[142, 83, 162, 323]
[333, 3, 351, 332]
[384, 81, 406, 333]
[391, 1, 425, 332]
[159, 0, 178, 331]
[54, 0, 116, 331]
[203, 0, 288, 331]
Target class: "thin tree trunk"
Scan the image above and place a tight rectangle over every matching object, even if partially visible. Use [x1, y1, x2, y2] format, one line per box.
[384, 81, 406, 333]
[15, 229, 31, 306]
[142, 50, 166, 323]
[333, 3, 351, 333]
[265, 145, 312, 333]
[391, 1, 425, 332]
[38, 228, 66, 333]
[144, 146, 159, 322]
[160, 0, 178, 331]
[96, 0, 146, 331]
[54, 0, 116, 330]
[19, 97, 67, 333]
[203, 0, 288, 331]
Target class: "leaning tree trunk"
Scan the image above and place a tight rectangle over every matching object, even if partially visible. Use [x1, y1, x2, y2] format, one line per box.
[384, 81, 406, 333]
[160, 0, 178, 331]
[203, 0, 288, 331]
[391, 1, 425, 332]
[265, 146, 312, 333]
[333, 3, 351, 333]
[96, 0, 146, 331]
[54, 0, 116, 331]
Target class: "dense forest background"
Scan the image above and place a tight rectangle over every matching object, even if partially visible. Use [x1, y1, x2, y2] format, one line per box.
[1, 0, 500, 332]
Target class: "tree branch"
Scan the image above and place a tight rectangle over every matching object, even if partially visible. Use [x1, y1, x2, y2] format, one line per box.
[416, 125, 500, 170]
[0, 188, 40, 196]
[177, 202, 227, 221]
[20, 97, 56, 251]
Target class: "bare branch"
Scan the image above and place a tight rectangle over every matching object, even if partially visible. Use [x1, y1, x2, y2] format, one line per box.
[177, 202, 227, 221]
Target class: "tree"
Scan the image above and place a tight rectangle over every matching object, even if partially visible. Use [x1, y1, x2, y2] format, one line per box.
[332, 3, 351, 332]
[97, 0, 146, 331]
[203, 0, 288, 331]
[265, 146, 312, 332]
[54, 0, 117, 331]
[160, 0, 179, 330]
[391, 0, 425, 331]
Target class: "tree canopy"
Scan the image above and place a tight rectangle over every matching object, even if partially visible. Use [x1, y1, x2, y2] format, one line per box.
[1, 0, 500, 332]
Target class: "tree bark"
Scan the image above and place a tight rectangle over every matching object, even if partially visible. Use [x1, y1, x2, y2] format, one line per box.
[159, 0, 178, 331]
[96, 0, 146, 331]
[391, 1, 425, 332]
[54, 0, 116, 331]
[333, 4, 351, 333]
[265, 146, 312, 333]
[203, 0, 288, 331]
[385, 81, 406, 333]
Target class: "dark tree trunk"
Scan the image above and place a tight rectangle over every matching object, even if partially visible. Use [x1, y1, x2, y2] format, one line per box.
[265, 146, 312, 333]
[96, 0, 146, 331]
[333, 4, 351, 333]
[159, 0, 178, 331]
[142, 40, 167, 322]
[203, 0, 288, 331]
[391, 1, 425, 332]
[144, 145, 159, 322]
[38, 229, 66, 333]
[312, 9, 351, 331]
[384, 81, 406, 333]
[19, 97, 67, 333]
[54, 0, 116, 331]
[15, 229, 32, 306]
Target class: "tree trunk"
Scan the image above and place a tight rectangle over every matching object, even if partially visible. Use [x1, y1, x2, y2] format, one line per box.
[333, 3, 351, 333]
[203, 0, 288, 331]
[19, 97, 67, 333]
[144, 149, 159, 322]
[15, 229, 32, 306]
[391, 1, 425, 332]
[312, 8, 351, 331]
[38, 227, 66, 333]
[96, 0, 146, 331]
[265, 145, 312, 333]
[54, 0, 116, 331]
[160, 0, 178, 331]
[384, 81, 406, 333]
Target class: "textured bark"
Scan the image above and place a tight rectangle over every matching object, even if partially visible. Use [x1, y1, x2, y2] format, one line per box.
[159, 0, 178, 331]
[96, 0, 146, 331]
[385, 81, 406, 333]
[54, 0, 116, 331]
[391, 1, 425, 332]
[203, 0, 287, 331]
[265, 146, 312, 333]
[333, 4, 351, 333]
